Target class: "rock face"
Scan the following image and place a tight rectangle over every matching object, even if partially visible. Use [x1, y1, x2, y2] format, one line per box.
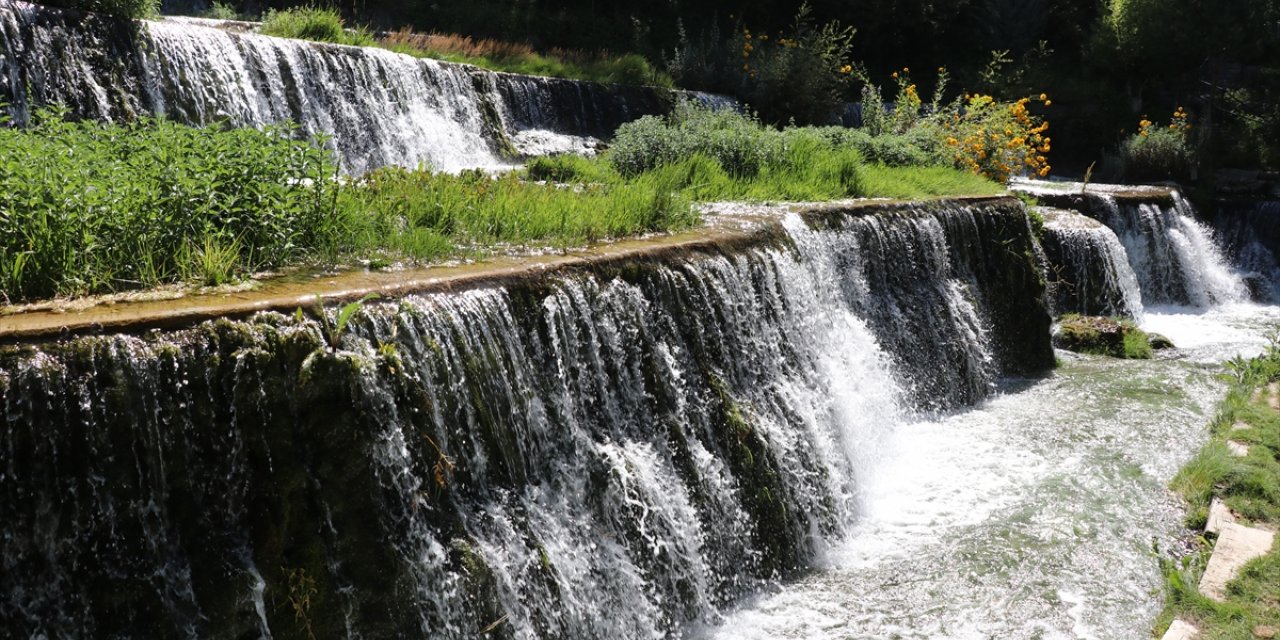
[1053, 314, 1155, 359]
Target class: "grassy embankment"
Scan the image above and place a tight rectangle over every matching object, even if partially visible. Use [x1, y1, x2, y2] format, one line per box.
[1157, 338, 1280, 637]
[253, 6, 671, 87]
[0, 104, 999, 305]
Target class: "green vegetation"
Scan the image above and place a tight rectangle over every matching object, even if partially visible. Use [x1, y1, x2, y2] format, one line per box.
[1158, 336, 1280, 638]
[260, 6, 374, 47]
[0, 104, 998, 305]
[1111, 107, 1196, 182]
[1054, 314, 1154, 359]
[0, 106, 336, 302]
[380, 30, 671, 87]
[40, 0, 156, 19]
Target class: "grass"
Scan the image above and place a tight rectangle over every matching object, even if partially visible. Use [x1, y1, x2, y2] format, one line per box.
[0, 107, 336, 302]
[1157, 336, 1280, 638]
[0, 104, 1002, 305]
[380, 29, 672, 87]
[251, 8, 669, 86]
[259, 7, 374, 47]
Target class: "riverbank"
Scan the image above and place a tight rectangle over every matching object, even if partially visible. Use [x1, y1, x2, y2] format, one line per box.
[1158, 337, 1280, 638]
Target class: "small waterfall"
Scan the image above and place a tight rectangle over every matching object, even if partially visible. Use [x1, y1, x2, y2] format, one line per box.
[0, 0, 676, 172]
[1027, 187, 1249, 307]
[0, 199, 1051, 638]
[1039, 207, 1144, 318]
[1102, 193, 1248, 306]
[1211, 200, 1280, 301]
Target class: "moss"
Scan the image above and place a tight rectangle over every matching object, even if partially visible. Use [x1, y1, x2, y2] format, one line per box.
[1054, 314, 1153, 359]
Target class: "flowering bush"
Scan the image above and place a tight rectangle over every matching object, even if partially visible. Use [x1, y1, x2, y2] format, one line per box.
[940, 93, 1052, 182]
[1116, 107, 1195, 181]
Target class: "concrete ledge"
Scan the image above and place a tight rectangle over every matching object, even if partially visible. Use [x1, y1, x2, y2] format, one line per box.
[0, 196, 1013, 344]
[1161, 619, 1198, 640]
[1206, 497, 1237, 535]
[1199, 523, 1276, 602]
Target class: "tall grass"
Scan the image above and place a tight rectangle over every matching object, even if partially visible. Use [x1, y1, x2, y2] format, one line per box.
[0, 104, 1000, 305]
[379, 28, 670, 87]
[0, 107, 337, 301]
[38, 0, 157, 19]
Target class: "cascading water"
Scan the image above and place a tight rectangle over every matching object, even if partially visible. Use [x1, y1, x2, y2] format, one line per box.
[1038, 207, 1145, 318]
[0, 0, 676, 173]
[1075, 192, 1247, 307]
[1211, 199, 1280, 301]
[0, 199, 1052, 638]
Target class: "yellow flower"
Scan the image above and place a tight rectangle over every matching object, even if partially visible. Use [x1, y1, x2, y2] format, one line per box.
[1044, 99, 1052, 107]
[1039, 93, 1047, 101]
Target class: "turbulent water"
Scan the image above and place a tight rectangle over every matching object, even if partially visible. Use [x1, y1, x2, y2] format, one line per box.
[0, 199, 1051, 638]
[0, 0, 675, 172]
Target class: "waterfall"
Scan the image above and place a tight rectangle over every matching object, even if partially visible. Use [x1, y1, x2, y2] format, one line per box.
[0, 0, 677, 173]
[1023, 186, 1249, 308]
[0, 199, 1051, 639]
[1039, 208, 1145, 319]
[1210, 200, 1280, 302]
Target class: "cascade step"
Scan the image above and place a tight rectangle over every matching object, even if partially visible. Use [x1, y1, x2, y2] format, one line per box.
[1199, 523, 1276, 602]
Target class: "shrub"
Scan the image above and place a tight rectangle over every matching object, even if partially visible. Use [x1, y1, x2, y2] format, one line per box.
[0, 107, 338, 301]
[734, 4, 857, 126]
[198, 2, 239, 20]
[1116, 107, 1195, 181]
[608, 103, 786, 177]
[260, 7, 374, 47]
[939, 93, 1053, 182]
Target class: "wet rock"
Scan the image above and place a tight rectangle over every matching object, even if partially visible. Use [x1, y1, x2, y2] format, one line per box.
[1148, 333, 1176, 350]
[1053, 314, 1153, 359]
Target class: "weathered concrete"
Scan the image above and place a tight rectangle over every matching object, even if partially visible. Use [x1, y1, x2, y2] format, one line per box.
[1199, 523, 1276, 602]
[1228, 440, 1252, 457]
[1232, 421, 1253, 432]
[1160, 619, 1199, 640]
[1206, 497, 1238, 535]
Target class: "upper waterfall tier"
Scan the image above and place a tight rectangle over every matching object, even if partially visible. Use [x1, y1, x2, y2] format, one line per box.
[0, 0, 677, 173]
[0, 197, 1053, 639]
[1018, 185, 1248, 308]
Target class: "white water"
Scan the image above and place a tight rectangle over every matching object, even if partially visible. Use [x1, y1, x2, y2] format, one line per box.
[1042, 209, 1145, 319]
[697, 304, 1277, 639]
[1097, 193, 1249, 307]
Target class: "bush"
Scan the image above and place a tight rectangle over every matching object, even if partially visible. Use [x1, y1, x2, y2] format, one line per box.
[939, 93, 1053, 182]
[39, 0, 157, 19]
[733, 4, 856, 126]
[0, 107, 338, 301]
[608, 103, 786, 177]
[260, 7, 373, 47]
[1116, 108, 1195, 181]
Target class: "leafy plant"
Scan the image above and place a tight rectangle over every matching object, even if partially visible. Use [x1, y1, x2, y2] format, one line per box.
[1115, 107, 1196, 182]
[314, 293, 379, 350]
[0, 107, 337, 302]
